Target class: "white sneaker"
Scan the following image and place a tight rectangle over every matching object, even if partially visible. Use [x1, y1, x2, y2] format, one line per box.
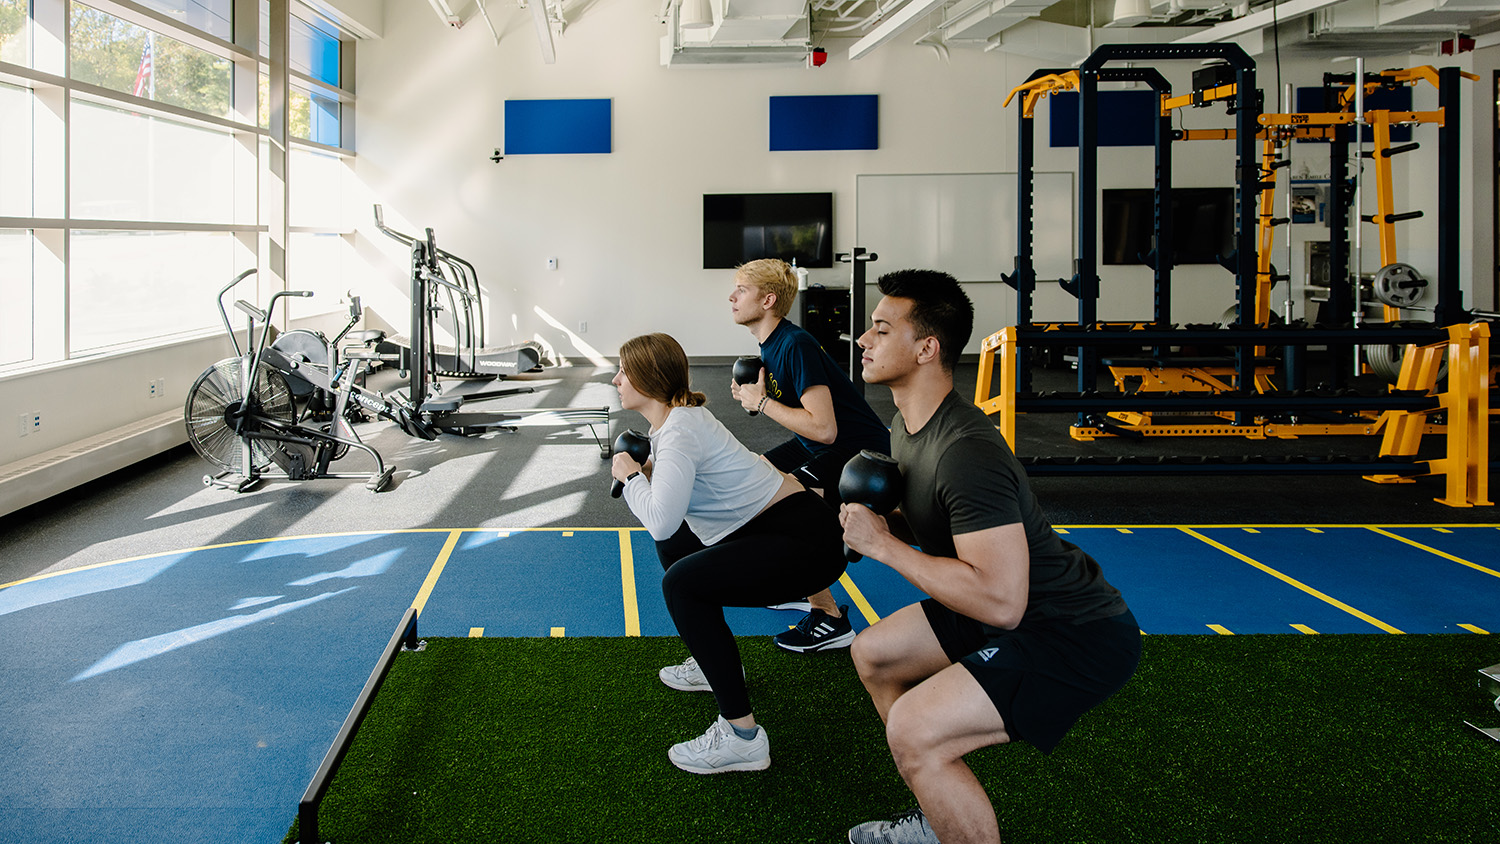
[658, 656, 743, 692]
[766, 600, 814, 612]
[668, 716, 770, 774]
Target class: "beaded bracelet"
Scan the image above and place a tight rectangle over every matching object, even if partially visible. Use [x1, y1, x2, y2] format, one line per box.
[756, 396, 769, 414]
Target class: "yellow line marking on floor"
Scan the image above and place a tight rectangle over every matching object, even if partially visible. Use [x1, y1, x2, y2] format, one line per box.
[840, 572, 881, 626]
[1208, 624, 1234, 635]
[1433, 528, 1453, 533]
[1367, 527, 1500, 579]
[1243, 528, 1260, 534]
[1291, 624, 1319, 635]
[619, 529, 641, 637]
[1459, 624, 1490, 634]
[10, 523, 1494, 598]
[411, 530, 463, 617]
[469, 628, 484, 638]
[1116, 528, 1132, 534]
[551, 627, 565, 637]
[1180, 528, 1404, 634]
[562, 531, 573, 537]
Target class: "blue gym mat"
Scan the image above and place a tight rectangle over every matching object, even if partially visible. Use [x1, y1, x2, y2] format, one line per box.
[0, 524, 1495, 843]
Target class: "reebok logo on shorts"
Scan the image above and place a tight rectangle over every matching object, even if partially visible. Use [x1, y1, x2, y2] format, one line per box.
[977, 648, 998, 662]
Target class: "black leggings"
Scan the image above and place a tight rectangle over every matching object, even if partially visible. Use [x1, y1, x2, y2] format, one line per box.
[655, 491, 845, 719]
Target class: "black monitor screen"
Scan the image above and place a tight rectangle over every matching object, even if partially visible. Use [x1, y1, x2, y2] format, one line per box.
[703, 193, 833, 269]
[1102, 188, 1237, 266]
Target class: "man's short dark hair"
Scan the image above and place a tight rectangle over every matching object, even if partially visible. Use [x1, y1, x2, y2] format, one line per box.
[876, 269, 974, 373]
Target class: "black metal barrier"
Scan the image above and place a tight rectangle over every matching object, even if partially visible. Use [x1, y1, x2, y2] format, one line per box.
[299, 607, 422, 844]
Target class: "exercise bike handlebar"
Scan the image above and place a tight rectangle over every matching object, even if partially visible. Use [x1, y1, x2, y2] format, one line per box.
[217, 268, 259, 356]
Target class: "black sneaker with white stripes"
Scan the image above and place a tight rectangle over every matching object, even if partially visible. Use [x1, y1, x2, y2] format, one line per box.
[773, 604, 855, 653]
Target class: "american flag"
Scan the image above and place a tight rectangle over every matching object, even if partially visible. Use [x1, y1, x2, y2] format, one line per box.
[131, 35, 153, 98]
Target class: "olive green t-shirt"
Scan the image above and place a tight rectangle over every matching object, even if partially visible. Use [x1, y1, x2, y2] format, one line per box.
[892, 390, 1129, 632]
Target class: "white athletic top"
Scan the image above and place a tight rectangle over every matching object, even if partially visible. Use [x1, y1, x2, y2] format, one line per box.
[622, 405, 783, 545]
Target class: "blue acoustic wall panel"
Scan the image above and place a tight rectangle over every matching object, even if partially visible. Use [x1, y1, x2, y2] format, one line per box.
[769, 95, 878, 151]
[504, 98, 612, 155]
[1049, 90, 1159, 148]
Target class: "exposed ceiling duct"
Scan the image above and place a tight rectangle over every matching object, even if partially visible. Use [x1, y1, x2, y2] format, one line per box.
[661, 0, 815, 66]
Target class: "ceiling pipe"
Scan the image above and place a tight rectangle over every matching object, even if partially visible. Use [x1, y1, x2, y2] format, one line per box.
[848, 0, 952, 59]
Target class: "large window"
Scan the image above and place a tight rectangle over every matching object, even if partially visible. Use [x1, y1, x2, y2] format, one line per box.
[0, 0, 28, 65]
[0, 81, 33, 217]
[71, 102, 238, 222]
[0, 230, 34, 367]
[0, 0, 357, 373]
[70, 4, 232, 116]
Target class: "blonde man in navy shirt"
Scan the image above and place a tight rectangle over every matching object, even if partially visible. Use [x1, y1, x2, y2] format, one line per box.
[728, 258, 890, 653]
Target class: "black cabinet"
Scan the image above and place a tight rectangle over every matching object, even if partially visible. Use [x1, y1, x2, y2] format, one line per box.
[798, 286, 850, 372]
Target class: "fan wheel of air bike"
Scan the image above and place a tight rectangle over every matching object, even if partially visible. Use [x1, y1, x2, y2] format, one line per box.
[185, 358, 296, 474]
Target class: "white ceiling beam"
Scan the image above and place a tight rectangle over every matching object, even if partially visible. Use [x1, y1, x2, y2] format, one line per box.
[530, 0, 557, 63]
[847, 0, 952, 60]
[1173, 0, 1348, 42]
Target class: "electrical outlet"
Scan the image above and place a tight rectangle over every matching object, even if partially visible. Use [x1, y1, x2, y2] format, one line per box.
[148, 380, 159, 399]
[578, 321, 588, 334]
[18, 411, 40, 436]
[547, 257, 558, 271]
[17, 413, 28, 437]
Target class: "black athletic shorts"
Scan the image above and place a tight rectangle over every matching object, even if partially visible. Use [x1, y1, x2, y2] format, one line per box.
[921, 599, 1141, 754]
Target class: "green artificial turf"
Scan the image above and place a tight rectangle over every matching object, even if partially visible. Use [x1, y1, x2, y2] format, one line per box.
[287, 635, 1500, 843]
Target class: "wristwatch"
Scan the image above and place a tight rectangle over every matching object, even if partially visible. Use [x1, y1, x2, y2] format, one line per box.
[625, 471, 641, 484]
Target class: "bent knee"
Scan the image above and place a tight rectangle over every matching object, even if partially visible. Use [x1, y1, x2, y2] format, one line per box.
[885, 695, 943, 753]
[850, 627, 898, 681]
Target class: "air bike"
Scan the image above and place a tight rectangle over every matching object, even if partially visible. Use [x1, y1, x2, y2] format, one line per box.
[372, 206, 611, 456]
[184, 269, 435, 493]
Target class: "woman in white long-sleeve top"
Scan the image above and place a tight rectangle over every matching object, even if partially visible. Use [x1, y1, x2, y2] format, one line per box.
[610, 332, 846, 774]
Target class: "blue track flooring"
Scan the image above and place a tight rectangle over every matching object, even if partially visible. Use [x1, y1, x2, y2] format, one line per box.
[1, 524, 1496, 843]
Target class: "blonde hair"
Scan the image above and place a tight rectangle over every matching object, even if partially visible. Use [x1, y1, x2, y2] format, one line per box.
[619, 333, 707, 408]
[735, 258, 798, 319]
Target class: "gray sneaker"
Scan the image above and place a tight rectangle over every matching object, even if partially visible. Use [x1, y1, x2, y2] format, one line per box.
[848, 807, 938, 844]
[766, 600, 814, 612]
[667, 716, 770, 774]
[658, 656, 744, 692]
[658, 656, 711, 691]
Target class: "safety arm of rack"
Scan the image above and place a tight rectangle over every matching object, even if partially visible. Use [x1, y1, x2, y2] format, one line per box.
[1002, 72, 1079, 118]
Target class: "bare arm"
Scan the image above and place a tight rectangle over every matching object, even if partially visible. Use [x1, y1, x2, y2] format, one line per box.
[731, 374, 839, 445]
[840, 507, 1029, 629]
[760, 383, 837, 444]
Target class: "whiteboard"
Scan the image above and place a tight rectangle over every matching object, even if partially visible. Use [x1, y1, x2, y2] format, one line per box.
[854, 172, 1075, 284]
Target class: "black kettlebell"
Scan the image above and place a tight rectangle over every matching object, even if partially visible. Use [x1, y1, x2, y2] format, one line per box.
[732, 355, 764, 416]
[611, 429, 651, 498]
[838, 450, 903, 562]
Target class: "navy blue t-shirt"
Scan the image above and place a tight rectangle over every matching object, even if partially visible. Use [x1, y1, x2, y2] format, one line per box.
[758, 319, 890, 457]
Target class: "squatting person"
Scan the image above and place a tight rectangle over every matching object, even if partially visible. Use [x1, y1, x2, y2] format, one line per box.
[838, 270, 1141, 844]
[727, 258, 890, 653]
[610, 332, 847, 774]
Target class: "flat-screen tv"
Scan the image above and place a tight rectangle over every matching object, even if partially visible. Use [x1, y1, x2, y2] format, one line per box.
[703, 192, 833, 269]
[1102, 187, 1237, 266]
